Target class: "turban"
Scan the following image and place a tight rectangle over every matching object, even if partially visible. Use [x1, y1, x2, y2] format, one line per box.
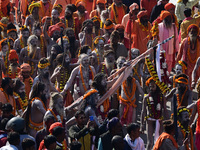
[160, 10, 171, 20]
[137, 10, 148, 19]
[91, 16, 101, 23]
[107, 117, 119, 131]
[104, 19, 114, 30]
[145, 77, 154, 86]
[175, 76, 188, 85]
[129, 3, 139, 11]
[20, 63, 31, 72]
[49, 122, 63, 134]
[115, 24, 124, 30]
[164, 3, 175, 10]
[38, 58, 50, 69]
[97, 0, 106, 4]
[28, 2, 41, 13]
[187, 24, 199, 34]
[0, 0, 10, 9]
[75, 0, 85, 8]
[8, 50, 18, 61]
[53, 4, 63, 14]
[7, 22, 17, 34]
[48, 25, 61, 37]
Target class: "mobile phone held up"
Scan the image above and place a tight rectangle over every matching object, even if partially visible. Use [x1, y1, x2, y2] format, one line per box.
[89, 116, 94, 121]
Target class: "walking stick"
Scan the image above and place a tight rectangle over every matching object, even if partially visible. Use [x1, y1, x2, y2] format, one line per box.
[173, 94, 178, 141]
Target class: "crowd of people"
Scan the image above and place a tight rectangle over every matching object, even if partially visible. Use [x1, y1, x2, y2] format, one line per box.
[0, 0, 200, 149]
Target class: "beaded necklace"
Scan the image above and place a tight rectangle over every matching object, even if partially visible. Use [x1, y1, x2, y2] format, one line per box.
[94, 49, 100, 65]
[29, 78, 33, 88]
[66, 18, 75, 31]
[177, 86, 188, 108]
[40, 35, 44, 57]
[59, 66, 70, 91]
[79, 65, 94, 92]
[8, 66, 18, 78]
[145, 93, 163, 120]
[138, 19, 149, 32]
[187, 37, 199, 64]
[13, 92, 28, 112]
[19, 35, 25, 49]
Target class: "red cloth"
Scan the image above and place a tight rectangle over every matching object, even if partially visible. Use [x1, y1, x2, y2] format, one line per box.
[8, 50, 18, 61]
[48, 25, 61, 37]
[196, 132, 200, 149]
[164, 3, 175, 10]
[140, 0, 157, 17]
[49, 122, 63, 134]
[160, 11, 171, 21]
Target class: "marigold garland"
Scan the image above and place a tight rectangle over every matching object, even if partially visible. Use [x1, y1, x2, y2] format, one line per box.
[8, 66, 18, 78]
[176, 86, 188, 108]
[145, 94, 163, 120]
[138, 19, 149, 32]
[119, 78, 137, 119]
[145, 57, 170, 94]
[83, 89, 98, 100]
[151, 21, 159, 40]
[13, 92, 28, 112]
[38, 61, 50, 69]
[187, 37, 199, 64]
[66, 17, 75, 31]
[58, 66, 70, 91]
[19, 35, 25, 49]
[80, 64, 94, 92]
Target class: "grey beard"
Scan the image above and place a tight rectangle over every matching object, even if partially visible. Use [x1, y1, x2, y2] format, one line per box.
[55, 105, 64, 117]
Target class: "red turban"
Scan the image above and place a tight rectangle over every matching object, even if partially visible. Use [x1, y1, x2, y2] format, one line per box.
[115, 24, 125, 30]
[164, 3, 175, 10]
[48, 25, 61, 37]
[49, 122, 63, 134]
[137, 10, 148, 19]
[187, 24, 199, 35]
[20, 63, 31, 72]
[97, 0, 106, 4]
[160, 10, 171, 20]
[8, 50, 18, 61]
[129, 3, 139, 11]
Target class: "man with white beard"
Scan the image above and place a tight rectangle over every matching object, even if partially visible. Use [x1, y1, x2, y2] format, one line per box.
[98, 50, 115, 76]
[19, 35, 42, 78]
[90, 0, 106, 18]
[61, 54, 96, 100]
[45, 92, 65, 124]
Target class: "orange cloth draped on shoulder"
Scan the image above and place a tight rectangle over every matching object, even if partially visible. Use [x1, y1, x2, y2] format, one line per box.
[38, 1, 52, 18]
[53, 0, 68, 17]
[20, 0, 29, 19]
[56, 87, 73, 107]
[110, 3, 126, 24]
[23, 77, 33, 99]
[153, 132, 178, 150]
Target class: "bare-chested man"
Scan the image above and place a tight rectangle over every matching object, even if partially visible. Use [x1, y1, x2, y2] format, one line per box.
[50, 5, 62, 25]
[177, 107, 194, 149]
[19, 35, 41, 78]
[61, 54, 96, 100]
[119, 70, 144, 125]
[26, 82, 47, 137]
[32, 23, 47, 57]
[98, 50, 115, 76]
[13, 78, 28, 116]
[141, 77, 167, 150]
[79, 19, 96, 50]
[92, 36, 105, 67]
[13, 26, 30, 54]
[191, 56, 200, 89]
[30, 58, 57, 100]
[174, 74, 192, 108]
[24, 2, 41, 31]
[51, 53, 73, 106]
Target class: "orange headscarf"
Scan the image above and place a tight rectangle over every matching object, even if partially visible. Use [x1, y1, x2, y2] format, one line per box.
[75, 0, 85, 8]
[20, 63, 31, 72]
[160, 10, 171, 21]
[164, 3, 175, 10]
[187, 24, 199, 35]
[96, 0, 106, 4]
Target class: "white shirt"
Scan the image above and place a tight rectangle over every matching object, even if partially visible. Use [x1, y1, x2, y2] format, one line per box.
[0, 144, 18, 150]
